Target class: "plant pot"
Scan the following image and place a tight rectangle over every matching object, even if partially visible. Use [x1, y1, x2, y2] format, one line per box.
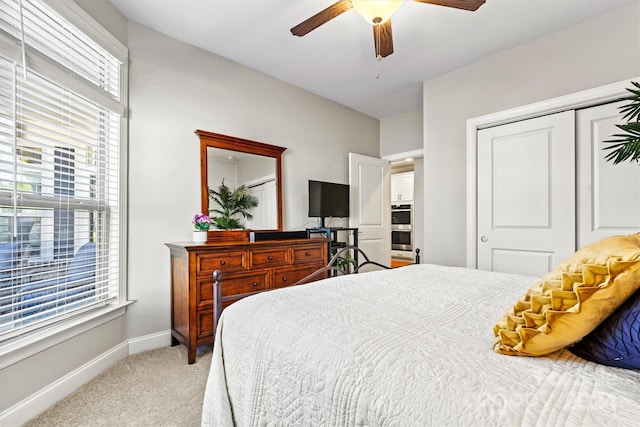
[193, 230, 208, 243]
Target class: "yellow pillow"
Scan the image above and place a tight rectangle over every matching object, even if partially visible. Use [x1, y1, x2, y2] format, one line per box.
[493, 234, 640, 356]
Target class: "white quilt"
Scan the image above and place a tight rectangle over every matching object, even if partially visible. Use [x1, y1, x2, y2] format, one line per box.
[202, 264, 640, 426]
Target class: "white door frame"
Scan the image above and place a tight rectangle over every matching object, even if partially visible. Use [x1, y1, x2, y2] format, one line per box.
[465, 77, 638, 269]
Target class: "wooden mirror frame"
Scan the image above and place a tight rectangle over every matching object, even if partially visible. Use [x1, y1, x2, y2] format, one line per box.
[197, 129, 286, 234]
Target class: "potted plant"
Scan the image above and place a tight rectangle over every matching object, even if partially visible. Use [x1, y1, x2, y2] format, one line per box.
[208, 179, 259, 230]
[192, 213, 211, 243]
[334, 252, 358, 275]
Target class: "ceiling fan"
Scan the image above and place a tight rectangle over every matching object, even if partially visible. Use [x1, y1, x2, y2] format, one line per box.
[290, 0, 486, 58]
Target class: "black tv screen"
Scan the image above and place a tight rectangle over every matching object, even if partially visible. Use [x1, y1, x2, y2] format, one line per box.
[308, 180, 350, 219]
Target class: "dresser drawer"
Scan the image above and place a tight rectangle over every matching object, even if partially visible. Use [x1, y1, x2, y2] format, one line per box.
[196, 250, 247, 277]
[197, 278, 214, 308]
[222, 272, 269, 296]
[292, 244, 325, 265]
[196, 309, 214, 340]
[197, 276, 245, 308]
[273, 264, 323, 289]
[250, 247, 289, 269]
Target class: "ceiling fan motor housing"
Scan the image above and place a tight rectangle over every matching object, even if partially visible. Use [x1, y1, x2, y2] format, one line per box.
[351, 0, 403, 24]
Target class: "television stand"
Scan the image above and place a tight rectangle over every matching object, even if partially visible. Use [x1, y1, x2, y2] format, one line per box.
[328, 227, 358, 275]
[306, 226, 359, 276]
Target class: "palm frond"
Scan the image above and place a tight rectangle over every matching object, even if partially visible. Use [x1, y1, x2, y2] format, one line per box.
[619, 81, 640, 122]
[603, 122, 640, 164]
[603, 82, 640, 165]
[208, 179, 259, 229]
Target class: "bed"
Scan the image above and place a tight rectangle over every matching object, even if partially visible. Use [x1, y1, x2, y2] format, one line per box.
[202, 255, 640, 426]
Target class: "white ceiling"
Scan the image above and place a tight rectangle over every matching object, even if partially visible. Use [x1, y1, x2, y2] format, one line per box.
[109, 0, 637, 119]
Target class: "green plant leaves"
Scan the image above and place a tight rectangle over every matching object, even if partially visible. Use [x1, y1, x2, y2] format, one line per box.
[604, 81, 640, 165]
[603, 122, 640, 164]
[619, 81, 640, 122]
[208, 179, 259, 229]
[335, 253, 358, 272]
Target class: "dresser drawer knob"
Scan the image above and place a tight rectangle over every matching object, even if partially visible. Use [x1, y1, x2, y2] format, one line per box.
[268, 256, 273, 261]
[252, 282, 258, 287]
[282, 277, 288, 282]
[220, 260, 226, 266]
[305, 252, 311, 256]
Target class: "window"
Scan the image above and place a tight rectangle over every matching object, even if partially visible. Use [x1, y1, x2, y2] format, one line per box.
[0, 0, 126, 340]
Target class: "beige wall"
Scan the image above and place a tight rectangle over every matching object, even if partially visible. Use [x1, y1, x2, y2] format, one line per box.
[422, 1, 640, 266]
[380, 109, 423, 157]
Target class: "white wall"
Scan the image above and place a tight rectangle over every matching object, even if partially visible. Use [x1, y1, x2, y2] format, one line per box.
[380, 109, 423, 157]
[237, 155, 275, 185]
[423, 1, 640, 267]
[208, 159, 238, 192]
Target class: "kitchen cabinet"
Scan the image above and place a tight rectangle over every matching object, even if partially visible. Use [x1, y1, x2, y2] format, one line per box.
[391, 171, 414, 202]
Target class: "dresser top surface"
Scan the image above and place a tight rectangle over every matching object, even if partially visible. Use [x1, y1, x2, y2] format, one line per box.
[166, 238, 329, 251]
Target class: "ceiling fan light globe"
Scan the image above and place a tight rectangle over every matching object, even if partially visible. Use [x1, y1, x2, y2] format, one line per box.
[351, 0, 402, 24]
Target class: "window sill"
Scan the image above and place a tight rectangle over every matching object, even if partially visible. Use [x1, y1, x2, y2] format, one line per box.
[0, 301, 134, 369]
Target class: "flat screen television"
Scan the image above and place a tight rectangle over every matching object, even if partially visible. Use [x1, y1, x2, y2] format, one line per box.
[308, 180, 350, 227]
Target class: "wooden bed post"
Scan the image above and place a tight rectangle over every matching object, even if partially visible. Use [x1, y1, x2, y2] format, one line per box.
[213, 270, 222, 334]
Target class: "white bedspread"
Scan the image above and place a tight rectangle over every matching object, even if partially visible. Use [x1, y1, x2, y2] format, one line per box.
[202, 264, 640, 426]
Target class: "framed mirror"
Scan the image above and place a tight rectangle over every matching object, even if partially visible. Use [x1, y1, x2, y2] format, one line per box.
[197, 130, 286, 232]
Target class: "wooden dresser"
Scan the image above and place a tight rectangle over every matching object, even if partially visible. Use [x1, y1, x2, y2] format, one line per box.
[166, 238, 329, 363]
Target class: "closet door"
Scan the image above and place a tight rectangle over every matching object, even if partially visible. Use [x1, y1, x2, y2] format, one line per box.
[477, 111, 575, 277]
[576, 101, 640, 248]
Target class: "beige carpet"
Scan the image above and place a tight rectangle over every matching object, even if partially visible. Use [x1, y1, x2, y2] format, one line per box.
[24, 345, 213, 427]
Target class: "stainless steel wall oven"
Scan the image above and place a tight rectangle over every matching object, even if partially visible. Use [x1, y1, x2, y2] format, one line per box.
[391, 203, 413, 252]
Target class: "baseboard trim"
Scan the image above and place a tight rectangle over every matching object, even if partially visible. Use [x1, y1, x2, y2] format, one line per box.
[0, 341, 129, 427]
[0, 331, 172, 427]
[128, 330, 172, 355]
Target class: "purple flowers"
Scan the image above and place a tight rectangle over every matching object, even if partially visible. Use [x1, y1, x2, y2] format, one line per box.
[193, 213, 212, 231]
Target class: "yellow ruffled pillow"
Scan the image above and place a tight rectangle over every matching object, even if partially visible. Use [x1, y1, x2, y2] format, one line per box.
[494, 234, 640, 356]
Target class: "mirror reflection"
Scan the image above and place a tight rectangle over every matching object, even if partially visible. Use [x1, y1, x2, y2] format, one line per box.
[207, 148, 278, 230]
[197, 129, 285, 232]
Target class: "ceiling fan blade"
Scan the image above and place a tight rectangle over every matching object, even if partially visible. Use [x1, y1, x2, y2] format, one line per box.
[290, 0, 353, 37]
[373, 20, 394, 58]
[412, 0, 485, 11]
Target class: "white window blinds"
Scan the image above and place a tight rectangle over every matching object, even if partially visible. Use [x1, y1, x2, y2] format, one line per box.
[0, 0, 125, 340]
[0, 0, 121, 99]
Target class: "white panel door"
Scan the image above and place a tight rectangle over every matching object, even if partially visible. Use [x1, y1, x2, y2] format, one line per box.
[477, 110, 575, 277]
[246, 180, 277, 230]
[577, 101, 640, 248]
[349, 153, 390, 268]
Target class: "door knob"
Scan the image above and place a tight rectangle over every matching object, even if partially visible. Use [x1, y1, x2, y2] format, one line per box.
[480, 236, 488, 243]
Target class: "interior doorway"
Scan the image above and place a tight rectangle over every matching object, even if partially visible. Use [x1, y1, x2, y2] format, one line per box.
[389, 156, 423, 266]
